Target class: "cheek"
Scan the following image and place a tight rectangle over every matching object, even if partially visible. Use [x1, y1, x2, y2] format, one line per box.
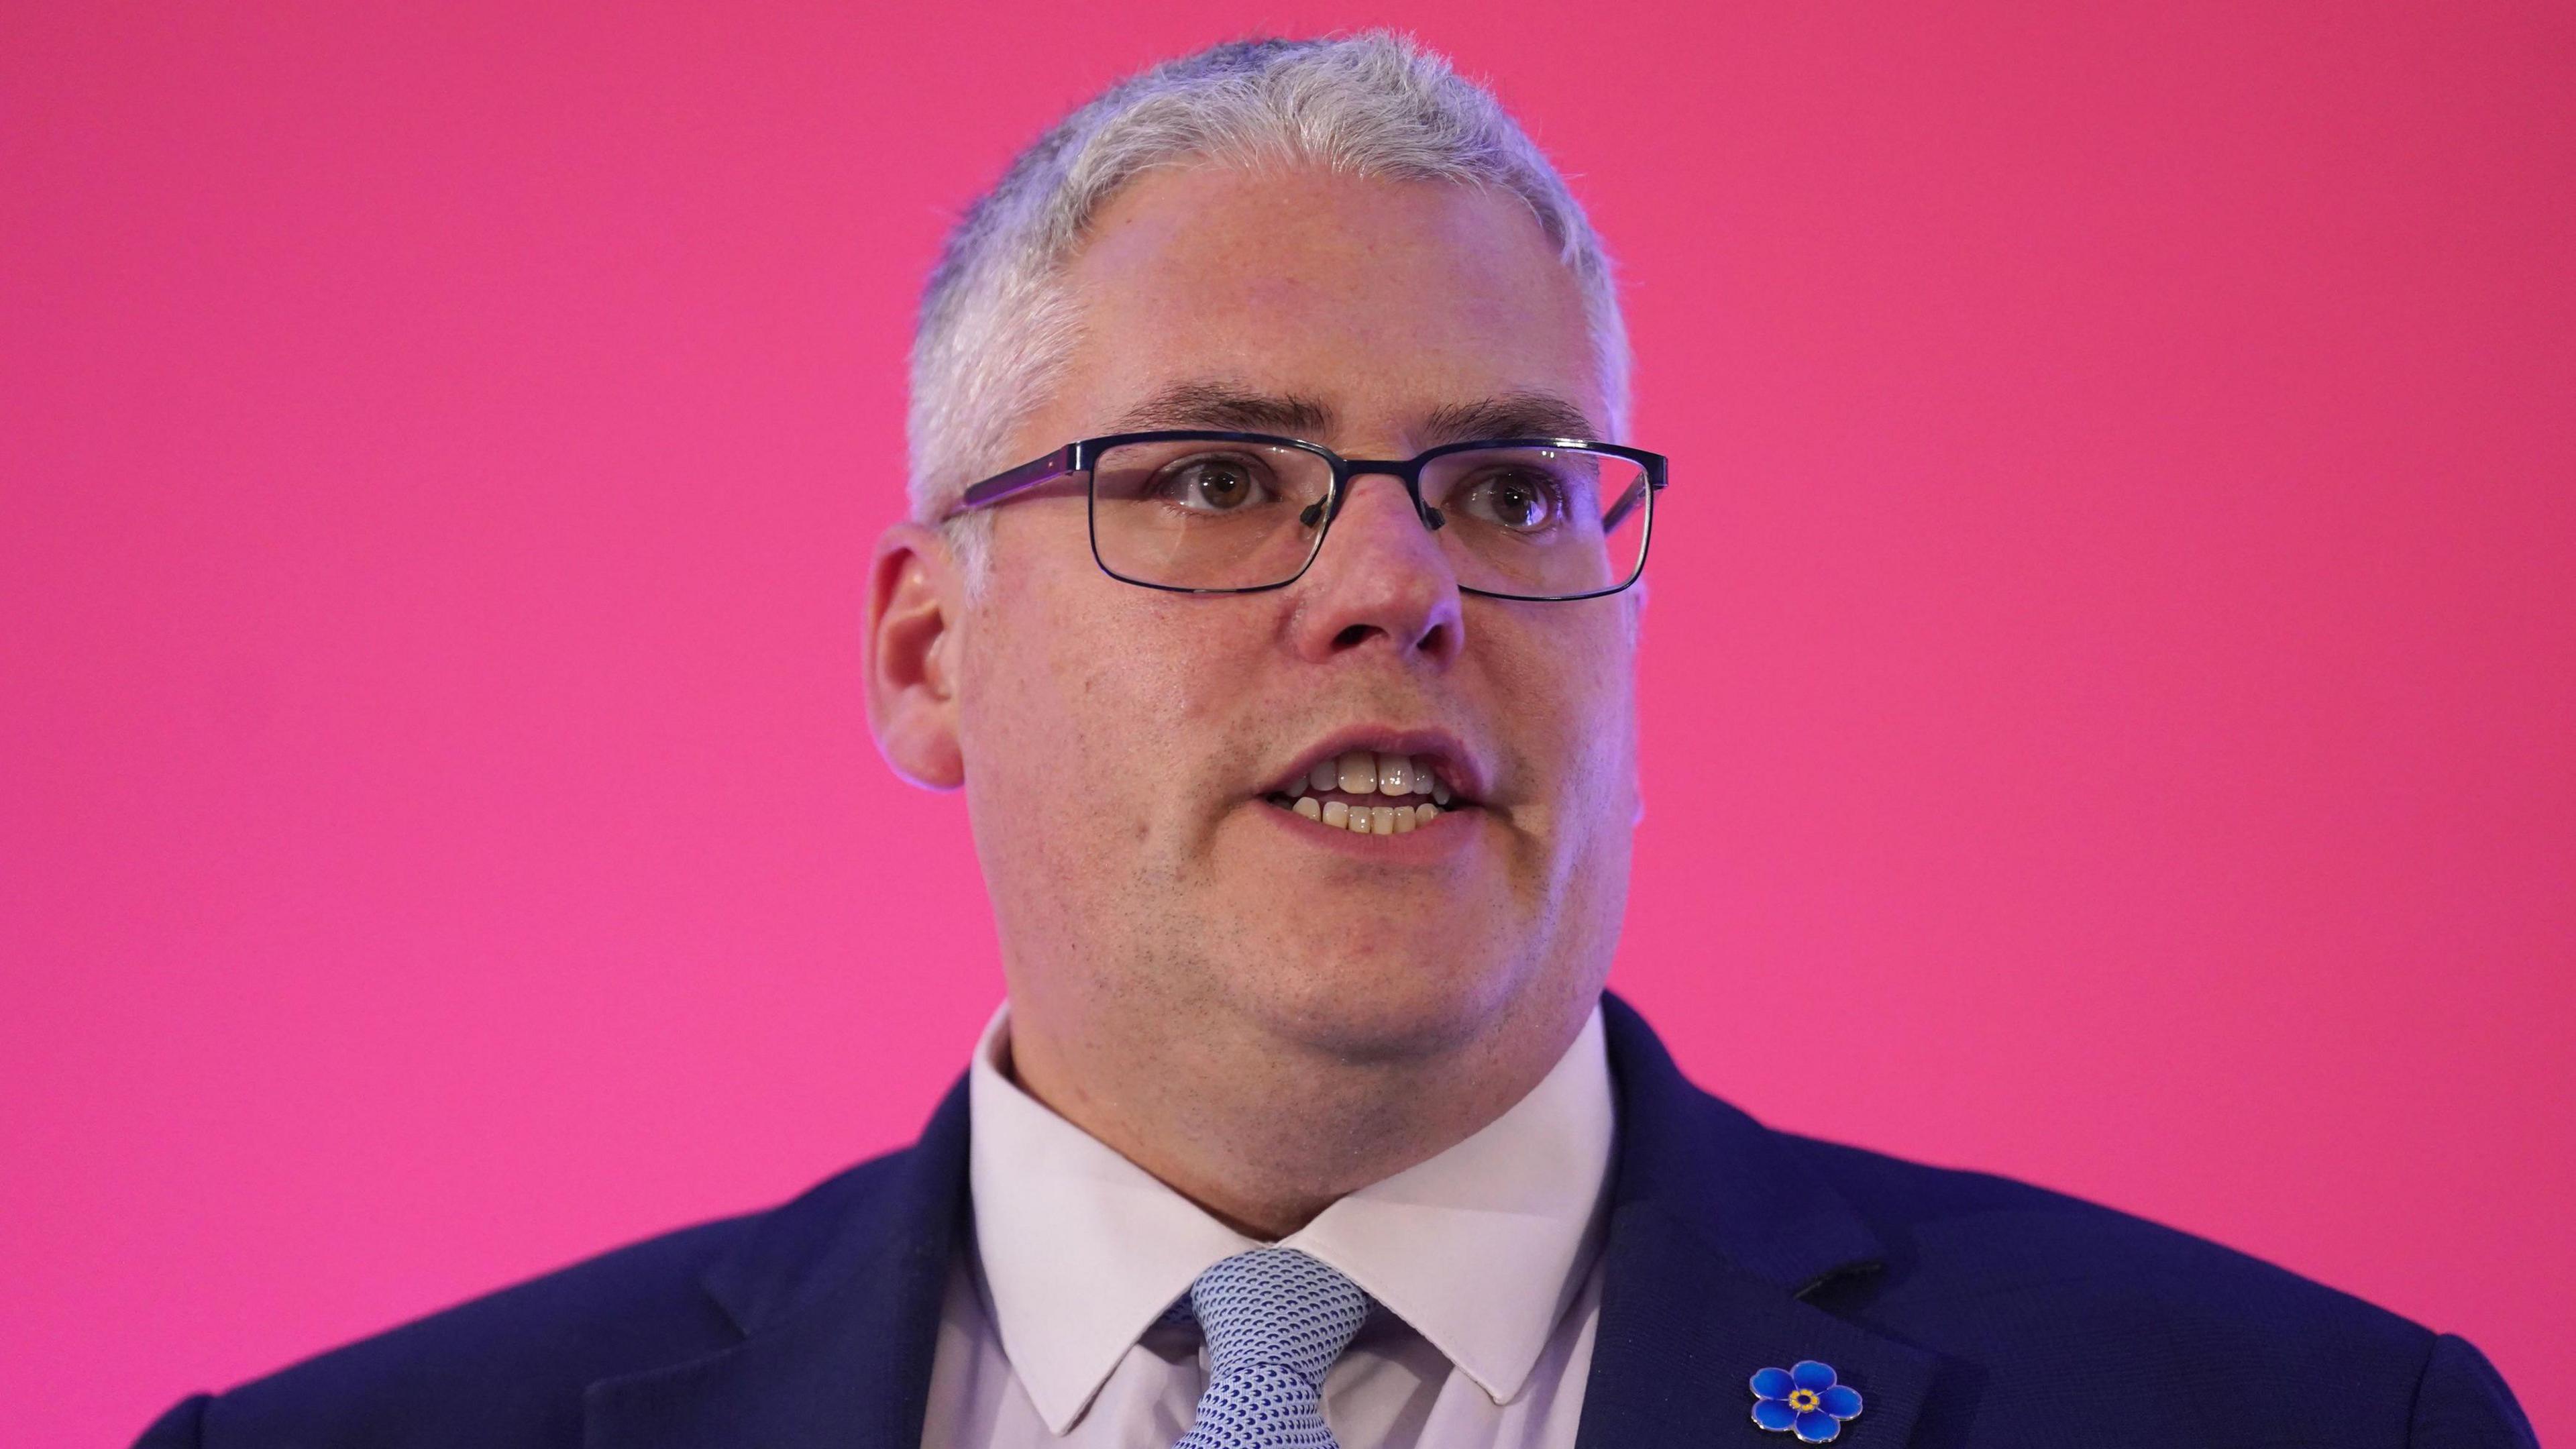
[963, 562, 1270, 841]
[1490, 611, 1639, 790]
[1492, 629, 1640, 891]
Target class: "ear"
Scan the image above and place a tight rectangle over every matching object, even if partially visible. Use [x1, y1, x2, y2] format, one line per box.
[864, 521, 967, 790]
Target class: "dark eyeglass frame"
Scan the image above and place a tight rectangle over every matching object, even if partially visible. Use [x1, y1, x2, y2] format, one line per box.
[947, 430, 1670, 601]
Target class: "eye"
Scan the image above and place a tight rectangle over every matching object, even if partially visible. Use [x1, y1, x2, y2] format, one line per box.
[1151, 454, 1275, 513]
[1456, 467, 1566, 533]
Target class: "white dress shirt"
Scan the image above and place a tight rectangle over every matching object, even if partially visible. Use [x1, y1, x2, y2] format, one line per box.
[918, 1004, 1617, 1449]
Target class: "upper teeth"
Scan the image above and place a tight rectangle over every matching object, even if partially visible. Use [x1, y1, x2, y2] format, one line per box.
[1288, 750, 1452, 803]
[1281, 751, 1457, 832]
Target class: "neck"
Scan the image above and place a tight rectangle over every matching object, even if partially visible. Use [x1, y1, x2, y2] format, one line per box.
[1002, 983, 1593, 1239]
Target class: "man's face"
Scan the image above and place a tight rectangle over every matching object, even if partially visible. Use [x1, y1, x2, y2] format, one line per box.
[954, 164, 1638, 1061]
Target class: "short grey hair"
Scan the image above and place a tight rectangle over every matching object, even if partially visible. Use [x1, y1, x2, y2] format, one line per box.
[905, 33, 1630, 568]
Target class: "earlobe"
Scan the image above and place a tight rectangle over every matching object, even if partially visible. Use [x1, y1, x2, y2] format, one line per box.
[863, 522, 967, 791]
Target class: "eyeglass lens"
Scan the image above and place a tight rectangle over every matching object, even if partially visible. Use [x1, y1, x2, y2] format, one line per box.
[1088, 439, 1650, 597]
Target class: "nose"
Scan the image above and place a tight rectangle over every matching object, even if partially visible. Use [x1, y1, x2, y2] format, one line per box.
[1285, 473, 1464, 666]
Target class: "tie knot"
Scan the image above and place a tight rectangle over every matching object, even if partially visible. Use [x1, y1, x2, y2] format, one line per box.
[1187, 1247, 1371, 1381]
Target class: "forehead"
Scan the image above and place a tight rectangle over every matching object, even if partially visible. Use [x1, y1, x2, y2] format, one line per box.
[1039, 163, 1605, 445]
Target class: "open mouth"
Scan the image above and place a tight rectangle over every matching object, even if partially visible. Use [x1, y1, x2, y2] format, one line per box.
[1261, 749, 1472, 836]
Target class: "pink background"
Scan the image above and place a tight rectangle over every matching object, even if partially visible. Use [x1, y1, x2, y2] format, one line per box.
[5, 1, 2569, 1442]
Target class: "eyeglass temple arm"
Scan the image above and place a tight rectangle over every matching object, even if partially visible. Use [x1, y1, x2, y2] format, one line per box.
[951, 445, 1077, 517]
[1599, 472, 1654, 535]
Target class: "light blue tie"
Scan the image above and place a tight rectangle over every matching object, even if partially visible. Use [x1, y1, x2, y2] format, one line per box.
[1171, 1247, 1371, 1449]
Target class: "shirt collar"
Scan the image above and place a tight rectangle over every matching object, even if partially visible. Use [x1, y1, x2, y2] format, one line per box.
[966, 1003, 1615, 1433]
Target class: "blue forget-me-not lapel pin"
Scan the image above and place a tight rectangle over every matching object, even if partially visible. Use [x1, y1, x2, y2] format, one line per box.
[1750, 1360, 1864, 1443]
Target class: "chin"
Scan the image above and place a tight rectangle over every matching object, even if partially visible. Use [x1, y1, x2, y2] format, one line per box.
[1220, 911, 1548, 1063]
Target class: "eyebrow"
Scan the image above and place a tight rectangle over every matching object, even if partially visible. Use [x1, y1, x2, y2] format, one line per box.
[1416, 392, 1603, 447]
[1106, 382, 1338, 437]
[1103, 382, 1602, 450]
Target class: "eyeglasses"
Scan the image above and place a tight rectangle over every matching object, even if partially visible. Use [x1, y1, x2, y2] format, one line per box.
[947, 431, 1668, 601]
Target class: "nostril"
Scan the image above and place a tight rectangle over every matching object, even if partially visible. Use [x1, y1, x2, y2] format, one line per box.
[1332, 623, 1381, 650]
[1416, 621, 1454, 658]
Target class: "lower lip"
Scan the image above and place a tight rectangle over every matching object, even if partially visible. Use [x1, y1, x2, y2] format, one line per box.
[1254, 798, 1482, 862]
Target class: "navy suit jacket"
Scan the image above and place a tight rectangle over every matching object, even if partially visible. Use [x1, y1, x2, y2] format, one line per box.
[137, 996, 2535, 1448]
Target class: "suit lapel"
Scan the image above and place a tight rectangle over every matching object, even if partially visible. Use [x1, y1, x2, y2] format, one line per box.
[584, 1079, 970, 1449]
[1577, 996, 1939, 1449]
[584, 998, 1941, 1449]
[1576, 1205, 1937, 1449]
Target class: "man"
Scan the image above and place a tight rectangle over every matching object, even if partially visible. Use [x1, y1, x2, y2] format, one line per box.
[138, 34, 2534, 1449]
